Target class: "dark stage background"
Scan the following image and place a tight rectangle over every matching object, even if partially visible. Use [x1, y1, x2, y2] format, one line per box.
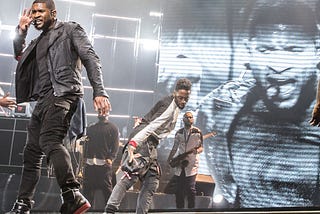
[0, 0, 320, 212]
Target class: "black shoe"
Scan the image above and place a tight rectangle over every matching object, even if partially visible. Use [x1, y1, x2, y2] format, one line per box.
[104, 204, 117, 214]
[60, 189, 91, 214]
[7, 199, 34, 214]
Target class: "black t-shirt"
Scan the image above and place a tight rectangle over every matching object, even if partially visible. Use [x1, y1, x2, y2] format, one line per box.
[36, 30, 53, 98]
[84, 120, 119, 160]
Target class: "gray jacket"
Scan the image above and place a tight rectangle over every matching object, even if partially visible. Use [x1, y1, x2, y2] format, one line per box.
[13, 21, 108, 103]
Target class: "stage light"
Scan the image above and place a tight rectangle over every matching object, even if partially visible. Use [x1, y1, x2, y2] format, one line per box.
[93, 13, 140, 22]
[0, 81, 12, 86]
[149, 11, 163, 18]
[213, 194, 224, 204]
[86, 113, 130, 118]
[0, 21, 16, 40]
[92, 34, 135, 43]
[83, 85, 154, 94]
[92, 35, 159, 51]
[0, 53, 14, 58]
[57, 0, 96, 7]
[140, 39, 159, 51]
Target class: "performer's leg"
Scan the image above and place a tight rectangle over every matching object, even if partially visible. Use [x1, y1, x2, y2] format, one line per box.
[136, 166, 160, 214]
[10, 110, 43, 212]
[82, 164, 95, 205]
[186, 174, 197, 208]
[101, 164, 113, 205]
[105, 174, 138, 213]
[39, 96, 90, 214]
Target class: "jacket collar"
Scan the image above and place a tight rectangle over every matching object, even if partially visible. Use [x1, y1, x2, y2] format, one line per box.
[48, 20, 64, 48]
[17, 21, 64, 67]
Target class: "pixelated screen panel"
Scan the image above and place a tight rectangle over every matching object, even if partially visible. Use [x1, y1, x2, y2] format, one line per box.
[157, 0, 320, 207]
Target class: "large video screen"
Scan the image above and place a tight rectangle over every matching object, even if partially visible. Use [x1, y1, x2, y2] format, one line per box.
[157, 0, 320, 208]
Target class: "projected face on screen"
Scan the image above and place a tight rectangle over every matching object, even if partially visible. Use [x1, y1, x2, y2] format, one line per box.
[203, 1, 320, 208]
[248, 24, 318, 109]
[157, 0, 320, 209]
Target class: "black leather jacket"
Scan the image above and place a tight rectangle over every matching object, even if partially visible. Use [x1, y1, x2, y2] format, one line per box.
[13, 21, 108, 103]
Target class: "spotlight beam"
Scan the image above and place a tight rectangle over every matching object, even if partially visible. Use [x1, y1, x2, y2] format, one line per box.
[0, 53, 14, 57]
[86, 113, 130, 118]
[56, 0, 96, 7]
[93, 13, 140, 22]
[83, 86, 154, 93]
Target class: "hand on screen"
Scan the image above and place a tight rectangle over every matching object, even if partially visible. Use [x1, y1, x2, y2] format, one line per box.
[310, 103, 320, 126]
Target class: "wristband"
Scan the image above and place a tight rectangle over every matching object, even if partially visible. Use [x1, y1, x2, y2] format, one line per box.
[128, 140, 137, 148]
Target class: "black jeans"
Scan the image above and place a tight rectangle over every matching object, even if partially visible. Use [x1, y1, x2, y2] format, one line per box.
[175, 170, 197, 208]
[17, 94, 80, 204]
[83, 163, 113, 206]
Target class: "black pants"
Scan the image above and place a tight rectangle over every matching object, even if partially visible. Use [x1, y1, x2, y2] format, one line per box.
[83, 164, 113, 206]
[17, 94, 79, 204]
[175, 170, 197, 208]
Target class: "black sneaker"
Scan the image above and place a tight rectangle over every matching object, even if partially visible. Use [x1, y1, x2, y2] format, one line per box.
[60, 189, 91, 214]
[7, 199, 34, 214]
[104, 204, 117, 214]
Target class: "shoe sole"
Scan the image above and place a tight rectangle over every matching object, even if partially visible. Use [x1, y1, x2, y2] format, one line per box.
[74, 202, 91, 214]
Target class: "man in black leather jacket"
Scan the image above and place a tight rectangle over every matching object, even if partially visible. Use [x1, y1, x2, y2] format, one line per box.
[8, 0, 110, 213]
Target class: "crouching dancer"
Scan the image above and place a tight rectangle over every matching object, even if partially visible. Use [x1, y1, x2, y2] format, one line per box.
[105, 78, 192, 214]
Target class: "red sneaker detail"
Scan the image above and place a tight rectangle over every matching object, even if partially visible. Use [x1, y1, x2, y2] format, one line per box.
[74, 202, 91, 214]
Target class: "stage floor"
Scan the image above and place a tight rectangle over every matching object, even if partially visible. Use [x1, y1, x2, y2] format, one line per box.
[18, 207, 320, 214]
[2, 173, 320, 214]
[12, 210, 320, 214]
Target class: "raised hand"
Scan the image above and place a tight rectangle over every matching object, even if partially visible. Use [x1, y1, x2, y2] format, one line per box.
[310, 103, 320, 127]
[19, 8, 33, 32]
